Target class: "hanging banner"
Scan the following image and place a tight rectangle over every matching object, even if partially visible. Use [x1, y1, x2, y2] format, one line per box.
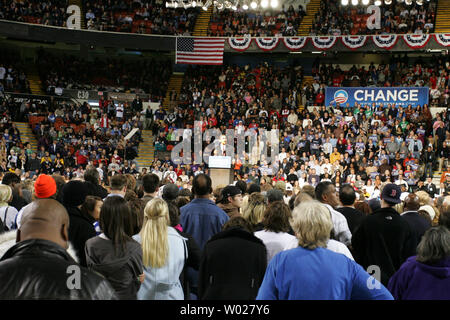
[434, 34, 450, 47]
[341, 35, 368, 50]
[403, 34, 431, 49]
[254, 37, 280, 51]
[372, 35, 399, 49]
[311, 36, 338, 50]
[283, 37, 308, 51]
[325, 87, 429, 108]
[228, 37, 252, 51]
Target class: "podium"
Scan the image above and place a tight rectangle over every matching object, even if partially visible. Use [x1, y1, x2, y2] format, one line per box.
[208, 156, 233, 189]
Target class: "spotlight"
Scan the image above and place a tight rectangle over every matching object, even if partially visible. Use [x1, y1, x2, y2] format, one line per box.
[341, 0, 349, 5]
[351, 0, 358, 5]
[250, 1, 257, 8]
[362, 0, 369, 4]
[261, 0, 269, 8]
[243, 4, 249, 9]
[270, 0, 278, 8]
[384, 0, 392, 4]
[374, 0, 381, 5]
[225, 1, 232, 8]
[192, 1, 197, 7]
[405, 0, 412, 4]
[417, 0, 423, 4]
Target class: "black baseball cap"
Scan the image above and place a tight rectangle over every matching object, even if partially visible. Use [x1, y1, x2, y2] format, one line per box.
[381, 184, 402, 204]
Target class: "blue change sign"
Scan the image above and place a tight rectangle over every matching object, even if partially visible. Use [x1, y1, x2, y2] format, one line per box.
[325, 87, 429, 108]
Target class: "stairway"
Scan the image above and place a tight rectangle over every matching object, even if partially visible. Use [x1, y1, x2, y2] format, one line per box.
[27, 73, 45, 95]
[14, 122, 38, 153]
[297, 0, 321, 36]
[69, 0, 85, 29]
[135, 130, 155, 169]
[301, 75, 314, 87]
[297, 75, 315, 111]
[434, 0, 450, 33]
[193, 6, 213, 37]
[162, 73, 185, 110]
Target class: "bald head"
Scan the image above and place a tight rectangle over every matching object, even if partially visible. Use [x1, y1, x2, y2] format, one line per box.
[18, 199, 70, 249]
[404, 193, 420, 211]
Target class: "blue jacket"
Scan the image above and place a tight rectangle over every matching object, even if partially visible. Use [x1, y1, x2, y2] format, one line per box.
[180, 198, 229, 251]
[256, 247, 393, 300]
[133, 227, 187, 300]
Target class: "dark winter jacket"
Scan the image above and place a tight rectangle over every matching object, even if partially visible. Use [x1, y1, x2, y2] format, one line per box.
[0, 239, 116, 299]
[199, 227, 267, 300]
[85, 236, 143, 300]
[352, 207, 417, 286]
[66, 206, 97, 267]
[401, 211, 432, 247]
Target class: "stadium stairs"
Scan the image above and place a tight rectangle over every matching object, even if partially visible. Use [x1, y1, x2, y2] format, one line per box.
[69, 0, 86, 29]
[435, 0, 450, 33]
[297, 0, 321, 36]
[193, 6, 213, 37]
[135, 130, 155, 169]
[14, 122, 38, 153]
[27, 72, 45, 96]
[162, 72, 185, 111]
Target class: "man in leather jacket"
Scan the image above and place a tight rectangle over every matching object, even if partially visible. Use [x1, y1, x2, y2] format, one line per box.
[0, 199, 117, 300]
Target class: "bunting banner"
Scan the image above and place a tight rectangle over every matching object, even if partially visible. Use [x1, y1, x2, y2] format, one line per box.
[403, 34, 431, 49]
[341, 35, 368, 50]
[372, 35, 399, 49]
[311, 36, 338, 50]
[221, 34, 450, 52]
[228, 37, 252, 51]
[434, 34, 450, 47]
[254, 37, 280, 51]
[283, 37, 308, 51]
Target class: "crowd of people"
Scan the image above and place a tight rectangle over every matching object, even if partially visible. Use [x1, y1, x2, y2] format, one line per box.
[36, 49, 171, 99]
[0, 49, 30, 94]
[307, 54, 450, 108]
[147, 56, 450, 199]
[208, 5, 305, 37]
[310, 0, 437, 36]
[0, 0, 199, 36]
[0, 93, 146, 187]
[0, 168, 448, 299]
[0, 0, 69, 27]
[84, 0, 199, 35]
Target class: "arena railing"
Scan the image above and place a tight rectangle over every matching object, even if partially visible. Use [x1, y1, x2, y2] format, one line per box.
[1, 19, 449, 53]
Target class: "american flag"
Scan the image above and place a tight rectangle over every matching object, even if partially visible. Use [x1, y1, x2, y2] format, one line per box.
[176, 37, 225, 65]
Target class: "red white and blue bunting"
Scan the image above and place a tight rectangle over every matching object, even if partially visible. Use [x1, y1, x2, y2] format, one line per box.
[311, 36, 338, 50]
[341, 35, 368, 50]
[254, 37, 280, 51]
[283, 37, 308, 51]
[372, 35, 399, 49]
[403, 34, 431, 49]
[228, 37, 252, 51]
[434, 34, 450, 47]
[222, 34, 450, 52]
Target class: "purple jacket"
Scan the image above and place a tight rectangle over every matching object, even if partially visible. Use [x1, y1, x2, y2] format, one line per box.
[388, 256, 450, 300]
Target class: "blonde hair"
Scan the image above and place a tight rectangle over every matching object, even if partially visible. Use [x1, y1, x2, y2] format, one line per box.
[242, 193, 267, 225]
[416, 191, 440, 224]
[0, 184, 12, 207]
[140, 198, 170, 268]
[290, 201, 332, 250]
